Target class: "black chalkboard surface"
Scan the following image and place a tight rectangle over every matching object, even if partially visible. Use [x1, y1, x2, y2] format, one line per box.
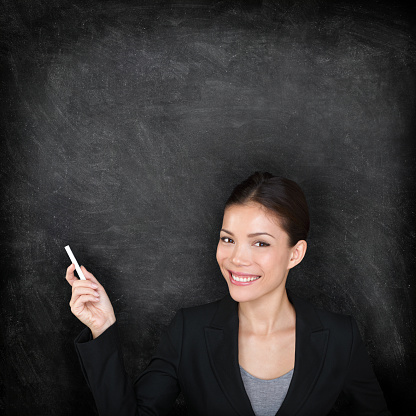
[1, 1, 415, 414]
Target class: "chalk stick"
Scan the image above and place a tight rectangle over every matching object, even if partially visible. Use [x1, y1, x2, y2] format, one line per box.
[65, 245, 86, 280]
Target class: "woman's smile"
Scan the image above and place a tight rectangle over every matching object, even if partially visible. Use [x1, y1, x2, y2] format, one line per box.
[229, 270, 262, 285]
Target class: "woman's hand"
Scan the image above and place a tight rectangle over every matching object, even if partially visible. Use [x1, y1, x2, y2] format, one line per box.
[66, 264, 116, 339]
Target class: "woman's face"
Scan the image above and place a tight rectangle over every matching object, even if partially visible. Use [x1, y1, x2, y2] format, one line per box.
[216, 203, 302, 304]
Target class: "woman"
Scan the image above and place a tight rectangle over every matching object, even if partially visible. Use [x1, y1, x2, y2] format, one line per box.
[67, 172, 391, 415]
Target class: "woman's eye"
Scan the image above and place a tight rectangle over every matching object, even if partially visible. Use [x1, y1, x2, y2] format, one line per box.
[220, 237, 234, 243]
[254, 241, 270, 247]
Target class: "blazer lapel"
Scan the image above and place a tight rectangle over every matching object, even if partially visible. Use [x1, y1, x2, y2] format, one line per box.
[205, 296, 255, 416]
[277, 292, 329, 416]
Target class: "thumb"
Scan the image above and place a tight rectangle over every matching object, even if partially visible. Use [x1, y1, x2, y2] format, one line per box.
[65, 263, 77, 286]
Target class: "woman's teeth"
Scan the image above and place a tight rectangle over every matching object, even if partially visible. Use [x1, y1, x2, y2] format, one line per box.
[232, 274, 260, 282]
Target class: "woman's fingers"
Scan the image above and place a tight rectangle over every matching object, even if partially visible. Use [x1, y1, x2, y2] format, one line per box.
[71, 294, 100, 317]
[70, 275, 100, 310]
[70, 293, 100, 309]
[70, 285, 100, 305]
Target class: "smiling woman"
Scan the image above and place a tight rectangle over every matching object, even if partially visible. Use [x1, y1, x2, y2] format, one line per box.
[66, 172, 391, 416]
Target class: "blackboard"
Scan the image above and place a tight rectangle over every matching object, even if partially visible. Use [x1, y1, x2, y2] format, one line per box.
[1, 0, 415, 414]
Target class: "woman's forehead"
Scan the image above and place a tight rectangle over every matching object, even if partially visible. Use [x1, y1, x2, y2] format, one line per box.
[222, 203, 283, 231]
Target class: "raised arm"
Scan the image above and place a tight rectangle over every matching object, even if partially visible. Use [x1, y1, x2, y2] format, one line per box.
[67, 265, 181, 415]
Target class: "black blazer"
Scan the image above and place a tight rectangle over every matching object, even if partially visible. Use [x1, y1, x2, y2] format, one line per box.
[75, 292, 391, 415]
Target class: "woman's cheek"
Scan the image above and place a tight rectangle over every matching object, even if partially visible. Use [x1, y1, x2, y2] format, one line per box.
[215, 242, 221, 258]
[216, 243, 226, 265]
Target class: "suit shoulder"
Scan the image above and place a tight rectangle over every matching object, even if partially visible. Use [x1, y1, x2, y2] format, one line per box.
[315, 306, 352, 329]
[180, 297, 224, 326]
[291, 292, 353, 333]
[308, 300, 355, 341]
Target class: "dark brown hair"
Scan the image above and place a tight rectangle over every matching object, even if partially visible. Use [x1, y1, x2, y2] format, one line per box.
[225, 172, 310, 246]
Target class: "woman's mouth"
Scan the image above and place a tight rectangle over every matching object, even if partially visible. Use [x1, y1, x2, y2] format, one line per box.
[229, 270, 261, 286]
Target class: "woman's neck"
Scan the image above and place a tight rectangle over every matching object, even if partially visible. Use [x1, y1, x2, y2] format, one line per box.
[238, 289, 296, 336]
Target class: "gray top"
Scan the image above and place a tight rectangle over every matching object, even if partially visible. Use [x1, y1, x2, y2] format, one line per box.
[239, 366, 294, 416]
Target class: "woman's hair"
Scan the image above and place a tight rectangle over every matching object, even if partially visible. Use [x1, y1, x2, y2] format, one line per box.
[225, 172, 310, 246]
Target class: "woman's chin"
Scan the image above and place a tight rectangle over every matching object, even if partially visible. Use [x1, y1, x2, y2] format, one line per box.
[227, 285, 259, 304]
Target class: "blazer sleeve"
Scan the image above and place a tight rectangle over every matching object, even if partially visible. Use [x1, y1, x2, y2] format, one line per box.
[342, 316, 391, 415]
[74, 310, 183, 416]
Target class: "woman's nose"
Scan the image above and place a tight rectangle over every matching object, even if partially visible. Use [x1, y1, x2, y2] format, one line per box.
[230, 245, 251, 266]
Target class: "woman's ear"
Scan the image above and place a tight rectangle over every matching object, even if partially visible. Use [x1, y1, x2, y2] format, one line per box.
[288, 240, 307, 270]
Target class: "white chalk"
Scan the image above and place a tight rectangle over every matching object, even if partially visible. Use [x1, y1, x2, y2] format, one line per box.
[65, 245, 86, 280]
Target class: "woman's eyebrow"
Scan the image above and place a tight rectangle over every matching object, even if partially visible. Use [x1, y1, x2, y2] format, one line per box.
[248, 232, 275, 239]
[220, 229, 275, 239]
